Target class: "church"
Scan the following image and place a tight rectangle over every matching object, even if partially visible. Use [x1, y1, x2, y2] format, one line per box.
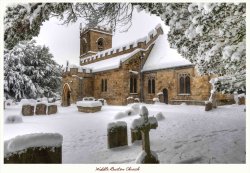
[61, 24, 233, 106]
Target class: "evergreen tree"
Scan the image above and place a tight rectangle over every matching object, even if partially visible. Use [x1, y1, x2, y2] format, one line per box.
[4, 40, 62, 100]
[136, 3, 246, 93]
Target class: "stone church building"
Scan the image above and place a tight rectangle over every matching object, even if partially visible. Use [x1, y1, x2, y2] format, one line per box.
[61, 24, 232, 106]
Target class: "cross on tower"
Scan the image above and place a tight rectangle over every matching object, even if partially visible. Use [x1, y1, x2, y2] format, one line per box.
[132, 106, 159, 163]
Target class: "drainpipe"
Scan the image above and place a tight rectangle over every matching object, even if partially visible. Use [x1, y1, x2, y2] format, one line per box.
[140, 52, 145, 103]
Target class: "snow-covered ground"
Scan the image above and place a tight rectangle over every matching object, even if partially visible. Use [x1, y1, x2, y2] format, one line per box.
[4, 103, 246, 164]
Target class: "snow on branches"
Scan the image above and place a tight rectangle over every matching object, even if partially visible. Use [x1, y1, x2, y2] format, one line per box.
[4, 40, 62, 100]
[136, 3, 246, 93]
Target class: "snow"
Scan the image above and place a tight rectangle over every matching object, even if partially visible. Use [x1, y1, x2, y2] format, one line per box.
[4, 133, 63, 157]
[20, 99, 36, 106]
[114, 104, 140, 119]
[129, 70, 139, 75]
[139, 106, 149, 118]
[135, 150, 147, 163]
[4, 103, 245, 163]
[131, 117, 144, 129]
[153, 97, 160, 102]
[76, 101, 102, 107]
[135, 150, 159, 163]
[5, 115, 23, 124]
[238, 93, 245, 98]
[82, 49, 141, 73]
[114, 112, 127, 120]
[156, 112, 165, 121]
[142, 35, 192, 72]
[108, 121, 127, 130]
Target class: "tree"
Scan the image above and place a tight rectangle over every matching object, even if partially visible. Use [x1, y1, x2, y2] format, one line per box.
[4, 40, 62, 100]
[4, 3, 133, 49]
[136, 3, 246, 94]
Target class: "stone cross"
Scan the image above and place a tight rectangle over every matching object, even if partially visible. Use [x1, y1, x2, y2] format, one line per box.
[132, 106, 159, 163]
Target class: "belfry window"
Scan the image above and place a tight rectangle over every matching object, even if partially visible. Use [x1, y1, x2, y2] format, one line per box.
[97, 38, 104, 51]
[179, 74, 191, 94]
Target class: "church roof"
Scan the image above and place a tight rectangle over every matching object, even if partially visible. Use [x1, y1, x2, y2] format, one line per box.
[80, 25, 192, 73]
[82, 49, 141, 73]
[142, 34, 192, 72]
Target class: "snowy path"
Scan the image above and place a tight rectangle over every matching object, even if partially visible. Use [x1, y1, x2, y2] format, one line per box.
[4, 103, 245, 163]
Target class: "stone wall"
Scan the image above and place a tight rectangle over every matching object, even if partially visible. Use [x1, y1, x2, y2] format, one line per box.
[61, 71, 94, 104]
[143, 66, 211, 103]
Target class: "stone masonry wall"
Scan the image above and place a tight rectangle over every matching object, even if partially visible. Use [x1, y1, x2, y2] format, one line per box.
[143, 66, 211, 103]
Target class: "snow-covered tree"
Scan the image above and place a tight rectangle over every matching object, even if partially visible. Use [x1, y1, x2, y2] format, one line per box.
[136, 3, 246, 94]
[4, 40, 62, 100]
[4, 3, 133, 49]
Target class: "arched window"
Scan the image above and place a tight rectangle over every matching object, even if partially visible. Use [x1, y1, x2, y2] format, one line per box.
[179, 76, 185, 94]
[130, 75, 137, 93]
[148, 78, 155, 94]
[97, 38, 104, 51]
[179, 74, 191, 94]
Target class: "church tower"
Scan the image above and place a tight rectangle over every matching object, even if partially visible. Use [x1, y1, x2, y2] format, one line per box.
[80, 24, 113, 59]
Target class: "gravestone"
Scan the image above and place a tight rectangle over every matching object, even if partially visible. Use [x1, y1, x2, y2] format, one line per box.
[205, 101, 212, 111]
[133, 106, 159, 163]
[131, 128, 142, 143]
[238, 97, 245, 105]
[4, 133, 63, 163]
[35, 103, 47, 115]
[47, 105, 57, 115]
[22, 105, 35, 116]
[107, 121, 128, 148]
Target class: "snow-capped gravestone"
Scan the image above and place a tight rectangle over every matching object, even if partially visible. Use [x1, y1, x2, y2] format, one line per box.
[76, 100, 102, 113]
[47, 104, 58, 115]
[4, 133, 63, 163]
[107, 121, 128, 148]
[132, 106, 159, 163]
[35, 103, 47, 115]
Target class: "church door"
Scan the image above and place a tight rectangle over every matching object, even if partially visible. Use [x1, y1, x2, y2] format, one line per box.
[163, 88, 168, 104]
[62, 84, 71, 107]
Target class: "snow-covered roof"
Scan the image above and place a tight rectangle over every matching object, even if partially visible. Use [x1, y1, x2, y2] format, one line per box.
[81, 49, 142, 73]
[142, 34, 193, 72]
[80, 24, 162, 63]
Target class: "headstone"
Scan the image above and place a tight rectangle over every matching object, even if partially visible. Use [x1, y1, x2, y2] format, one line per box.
[35, 103, 47, 115]
[133, 106, 159, 163]
[4, 146, 62, 164]
[47, 105, 57, 115]
[22, 105, 34, 116]
[4, 133, 63, 163]
[127, 97, 134, 104]
[238, 97, 245, 105]
[131, 128, 142, 143]
[205, 101, 212, 111]
[107, 121, 128, 148]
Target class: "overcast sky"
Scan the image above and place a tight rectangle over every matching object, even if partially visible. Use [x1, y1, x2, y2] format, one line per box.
[34, 10, 169, 66]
